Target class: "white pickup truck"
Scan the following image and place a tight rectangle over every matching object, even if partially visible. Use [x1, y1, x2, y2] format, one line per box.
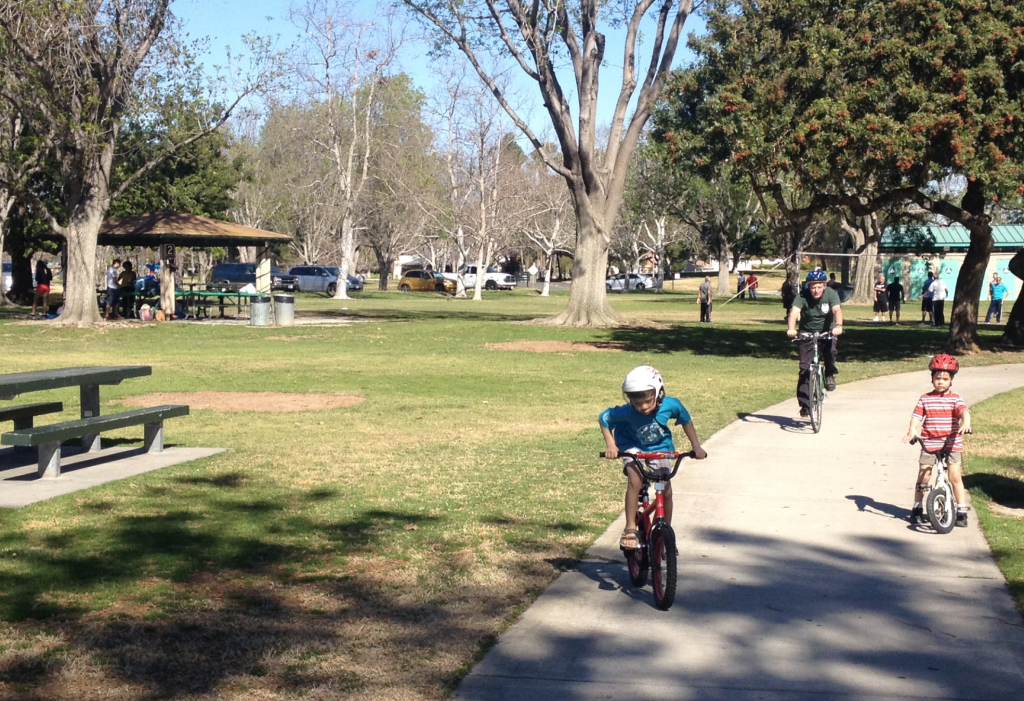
[456, 265, 517, 290]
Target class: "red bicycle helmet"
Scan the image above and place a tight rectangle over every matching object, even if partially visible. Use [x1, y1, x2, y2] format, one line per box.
[929, 353, 959, 374]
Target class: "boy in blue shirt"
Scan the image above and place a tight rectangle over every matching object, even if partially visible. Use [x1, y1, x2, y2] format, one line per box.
[600, 366, 707, 550]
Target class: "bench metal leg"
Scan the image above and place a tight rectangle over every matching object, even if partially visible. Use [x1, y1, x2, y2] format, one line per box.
[38, 442, 61, 478]
[144, 420, 164, 453]
[80, 384, 101, 452]
[13, 417, 33, 431]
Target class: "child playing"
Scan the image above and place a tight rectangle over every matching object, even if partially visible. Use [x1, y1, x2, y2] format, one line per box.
[600, 365, 707, 549]
[902, 354, 973, 526]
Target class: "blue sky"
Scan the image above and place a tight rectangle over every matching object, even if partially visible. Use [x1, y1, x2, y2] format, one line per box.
[173, 0, 703, 139]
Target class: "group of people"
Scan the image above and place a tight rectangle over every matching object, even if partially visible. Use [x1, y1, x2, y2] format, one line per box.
[736, 271, 759, 300]
[914, 271, 949, 326]
[103, 259, 139, 320]
[872, 274, 907, 323]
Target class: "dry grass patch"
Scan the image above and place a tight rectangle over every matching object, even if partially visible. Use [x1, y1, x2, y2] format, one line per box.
[486, 340, 640, 353]
[114, 392, 365, 413]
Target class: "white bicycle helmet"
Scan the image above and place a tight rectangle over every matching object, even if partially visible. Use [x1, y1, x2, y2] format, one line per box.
[622, 365, 665, 402]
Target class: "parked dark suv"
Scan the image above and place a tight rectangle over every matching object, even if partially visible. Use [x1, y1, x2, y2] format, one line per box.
[209, 262, 299, 292]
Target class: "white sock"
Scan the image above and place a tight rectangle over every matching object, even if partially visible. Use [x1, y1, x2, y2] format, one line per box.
[913, 501, 922, 509]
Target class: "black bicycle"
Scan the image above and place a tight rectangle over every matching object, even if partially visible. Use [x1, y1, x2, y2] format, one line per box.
[794, 331, 834, 433]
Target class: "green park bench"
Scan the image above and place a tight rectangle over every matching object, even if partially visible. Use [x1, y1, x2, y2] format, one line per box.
[1, 404, 190, 478]
[0, 402, 64, 431]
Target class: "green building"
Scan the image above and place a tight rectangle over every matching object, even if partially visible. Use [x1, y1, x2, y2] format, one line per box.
[877, 224, 1022, 301]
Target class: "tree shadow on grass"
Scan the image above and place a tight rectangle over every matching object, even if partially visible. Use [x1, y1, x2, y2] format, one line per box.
[0, 496, 482, 698]
[965, 469, 1024, 510]
[607, 323, 998, 362]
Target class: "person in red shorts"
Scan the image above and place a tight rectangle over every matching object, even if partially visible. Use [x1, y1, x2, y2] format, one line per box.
[902, 354, 973, 527]
[31, 259, 52, 319]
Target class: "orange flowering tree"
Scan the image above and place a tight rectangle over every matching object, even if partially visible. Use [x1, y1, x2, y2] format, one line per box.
[656, 0, 1024, 349]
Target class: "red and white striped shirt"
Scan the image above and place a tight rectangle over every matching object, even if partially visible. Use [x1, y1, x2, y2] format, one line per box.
[912, 390, 966, 452]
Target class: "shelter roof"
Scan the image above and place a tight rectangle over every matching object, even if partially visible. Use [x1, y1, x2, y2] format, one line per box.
[880, 224, 1024, 251]
[98, 212, 291, 248]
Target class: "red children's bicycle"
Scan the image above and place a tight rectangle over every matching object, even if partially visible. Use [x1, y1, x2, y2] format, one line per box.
[601, 450, 696, 610]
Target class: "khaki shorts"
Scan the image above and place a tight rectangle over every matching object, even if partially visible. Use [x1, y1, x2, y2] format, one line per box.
[919, 450, 961, 466]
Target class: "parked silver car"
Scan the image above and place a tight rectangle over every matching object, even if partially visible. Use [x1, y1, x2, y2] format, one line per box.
[288, 265, 364, 294]
[606, 272, 654, 291]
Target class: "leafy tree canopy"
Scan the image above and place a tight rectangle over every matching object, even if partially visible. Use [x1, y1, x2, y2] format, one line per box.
[657, 0, 1024, 204]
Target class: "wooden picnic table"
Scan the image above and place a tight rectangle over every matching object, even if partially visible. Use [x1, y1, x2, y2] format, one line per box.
[0, 366, 151, 451]
[179, 289, 258, 319]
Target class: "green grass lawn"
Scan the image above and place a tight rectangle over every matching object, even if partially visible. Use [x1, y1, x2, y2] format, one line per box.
[962, 388, 1024, 613]
[0, 289, 1020, 700]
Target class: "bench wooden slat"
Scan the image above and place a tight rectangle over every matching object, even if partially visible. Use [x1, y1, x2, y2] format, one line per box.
[1, 405, 189, 447]
[0, 402, 63, 422]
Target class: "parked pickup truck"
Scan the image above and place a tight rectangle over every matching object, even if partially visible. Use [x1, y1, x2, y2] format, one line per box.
[457, 265, 517, 290]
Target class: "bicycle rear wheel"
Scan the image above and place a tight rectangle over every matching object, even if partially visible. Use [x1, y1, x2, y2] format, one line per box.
[809, 366, 824, 433]
[626, 542, 649, 587]
[651, 525, 677, 610]
[927, 484, 956, 534]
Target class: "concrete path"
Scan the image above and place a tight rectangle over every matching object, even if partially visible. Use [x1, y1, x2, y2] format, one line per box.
[455, 364, 1024, 701]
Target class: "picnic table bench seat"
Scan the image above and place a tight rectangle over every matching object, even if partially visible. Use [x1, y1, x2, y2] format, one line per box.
[1, 404, 189, 478]
[0, 402, 63, 430]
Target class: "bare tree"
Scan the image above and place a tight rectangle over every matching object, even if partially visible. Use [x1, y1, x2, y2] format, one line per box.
[287, 0, 406, 300]
[401, 0, 694, 326]
[0, 1, 275, 325]
[523, 162, 573, 296]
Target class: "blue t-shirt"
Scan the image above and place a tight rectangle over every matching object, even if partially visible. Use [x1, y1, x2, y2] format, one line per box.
[599, 396, 692, 452]
[991, 283, 1007, 301]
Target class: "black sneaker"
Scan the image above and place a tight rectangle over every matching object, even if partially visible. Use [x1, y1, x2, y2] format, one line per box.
[824, 375, 837, 391]
[799, 407, 809, 417]
[955, 512, 968, 528]
[910, 506, 924, 524]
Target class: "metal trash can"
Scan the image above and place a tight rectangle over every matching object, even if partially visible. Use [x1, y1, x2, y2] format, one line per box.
[250, 295, 271, 326]
[273, 294, 295, 326]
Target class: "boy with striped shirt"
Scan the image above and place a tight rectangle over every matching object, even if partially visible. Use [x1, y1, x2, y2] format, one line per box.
[902, 354, 972, 526]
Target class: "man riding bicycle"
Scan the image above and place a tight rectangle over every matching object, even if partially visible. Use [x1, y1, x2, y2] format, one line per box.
[787, 269, 844, 417]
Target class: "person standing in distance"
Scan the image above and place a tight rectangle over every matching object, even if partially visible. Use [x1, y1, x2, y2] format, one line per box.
[873, 273, 889, 322]
[787, 269, 844, 416]
[886, 275, 905, 324]
[698, 276, 713, 323]
[919, 271, 935, 324]
[931, 274, 949, 326]
[104, 259, 122, 320]
[986, 274, 1007, 324]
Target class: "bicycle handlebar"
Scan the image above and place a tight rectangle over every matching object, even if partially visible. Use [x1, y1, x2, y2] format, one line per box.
[599, 450, 699, 480]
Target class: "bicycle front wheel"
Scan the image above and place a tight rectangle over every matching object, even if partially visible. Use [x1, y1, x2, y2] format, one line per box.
[651, 525, 678, 611]
[626, 542, 649, 587]
[809, 366, 824, 433]
[927, 484, 956, 534]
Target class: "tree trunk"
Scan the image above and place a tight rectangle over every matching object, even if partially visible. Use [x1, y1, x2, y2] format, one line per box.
[541, 253, 552, 296]
[472, 239, 488, 301]
[541, 197, 624, 327]
[1000, 249, 1024, 346]
[717, 237, 731, 295]
[58, 208, 105, 326]
[947, 179, 991, 352]
[332, 215, 355, 301]
[850, 240, 878, 304]
[947, 222, 992, 352]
